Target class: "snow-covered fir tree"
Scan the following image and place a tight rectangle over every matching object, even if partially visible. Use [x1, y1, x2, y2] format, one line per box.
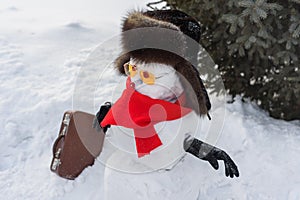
[154, 0, 300, 120]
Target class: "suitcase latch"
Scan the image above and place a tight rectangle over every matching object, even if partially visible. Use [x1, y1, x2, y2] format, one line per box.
[63, 113, 70, 125]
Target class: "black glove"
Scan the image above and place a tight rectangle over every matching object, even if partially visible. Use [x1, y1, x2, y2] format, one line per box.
[184, 136, 239, 178]
[93, 102, 112, 133]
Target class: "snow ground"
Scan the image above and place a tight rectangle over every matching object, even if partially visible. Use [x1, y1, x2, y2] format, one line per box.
[1, 1, 300, 200]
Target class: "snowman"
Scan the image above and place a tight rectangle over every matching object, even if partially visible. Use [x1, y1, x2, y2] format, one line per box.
[94, 10, 239, 199]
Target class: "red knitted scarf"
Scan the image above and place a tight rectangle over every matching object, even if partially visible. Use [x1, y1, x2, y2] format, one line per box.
[101, 78, 192, 157]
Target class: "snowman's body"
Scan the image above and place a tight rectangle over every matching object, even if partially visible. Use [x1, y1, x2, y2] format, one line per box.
[101, 109, 201, 172]
[99, 61, 202, 199]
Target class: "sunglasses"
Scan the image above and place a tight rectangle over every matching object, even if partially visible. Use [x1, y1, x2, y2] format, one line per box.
[123, 63, 156, 85]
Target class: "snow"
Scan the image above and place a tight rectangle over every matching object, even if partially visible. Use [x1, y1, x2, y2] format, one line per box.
[1, 0, 300, 199]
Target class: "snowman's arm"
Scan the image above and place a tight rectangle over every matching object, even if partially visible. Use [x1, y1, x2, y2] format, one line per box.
[183, 136, 239, 178]
[93, 102, 112, 133]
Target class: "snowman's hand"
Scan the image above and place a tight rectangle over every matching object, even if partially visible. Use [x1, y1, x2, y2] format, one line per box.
[201, 144, 239, 178]
[184, 137, 239, 178]
[93, 102, 112, 133]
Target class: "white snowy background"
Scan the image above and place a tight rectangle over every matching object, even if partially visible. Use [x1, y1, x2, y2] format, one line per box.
[1, 0, 300, 199]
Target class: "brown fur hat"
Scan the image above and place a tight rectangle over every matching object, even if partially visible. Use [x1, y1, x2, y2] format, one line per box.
[114, 10, 211, 116]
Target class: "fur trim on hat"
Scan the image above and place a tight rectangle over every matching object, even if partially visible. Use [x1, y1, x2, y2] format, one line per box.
[120, 11, 187, 66]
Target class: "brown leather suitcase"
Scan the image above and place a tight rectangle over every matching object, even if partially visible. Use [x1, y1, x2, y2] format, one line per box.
[50, 111, 104, 180]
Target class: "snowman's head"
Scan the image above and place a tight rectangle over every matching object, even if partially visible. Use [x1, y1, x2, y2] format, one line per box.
[114, 10, 211, 116]
[125, 58, 184, 103]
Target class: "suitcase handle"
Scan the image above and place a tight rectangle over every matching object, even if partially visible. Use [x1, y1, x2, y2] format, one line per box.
[52, 135, 64, 156]
[52, 114, 70, 156]
[50, 113, 71, 172]
[50, 135, 64, 172]
[50, 134, 64, 171]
